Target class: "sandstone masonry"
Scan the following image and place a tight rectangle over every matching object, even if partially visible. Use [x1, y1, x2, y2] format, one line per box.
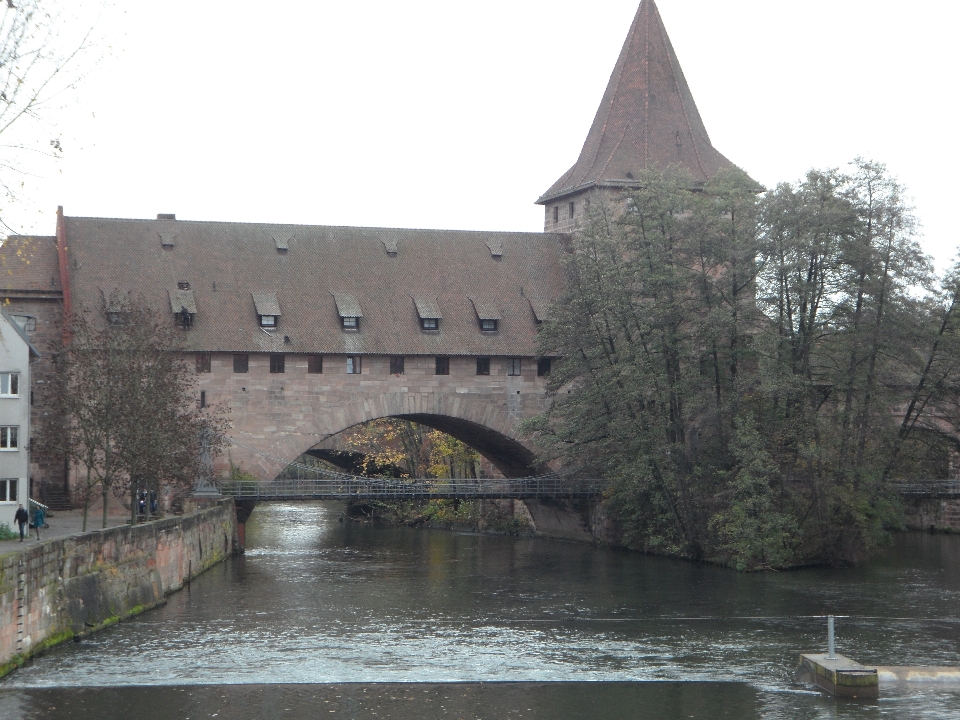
[0, 499, 237, 677]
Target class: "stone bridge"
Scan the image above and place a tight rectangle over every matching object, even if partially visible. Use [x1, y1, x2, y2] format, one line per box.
[206, 353, 553, 480]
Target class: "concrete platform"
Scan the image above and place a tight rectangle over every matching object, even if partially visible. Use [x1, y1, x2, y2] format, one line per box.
[796, 653, 879, 699]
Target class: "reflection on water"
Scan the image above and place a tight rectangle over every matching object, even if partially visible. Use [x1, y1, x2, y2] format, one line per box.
[1, 502, 959, 719]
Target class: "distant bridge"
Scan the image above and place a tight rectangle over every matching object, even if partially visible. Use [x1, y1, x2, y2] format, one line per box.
[218, 475, 602, 502]
[215, 439, 602, 501]
[891, 480, 960, 498]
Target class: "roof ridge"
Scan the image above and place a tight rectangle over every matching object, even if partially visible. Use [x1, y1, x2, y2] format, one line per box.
[63, 215, 561, 238]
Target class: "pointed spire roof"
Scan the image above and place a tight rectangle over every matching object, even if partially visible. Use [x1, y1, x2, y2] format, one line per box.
[538, 0, 740, 204]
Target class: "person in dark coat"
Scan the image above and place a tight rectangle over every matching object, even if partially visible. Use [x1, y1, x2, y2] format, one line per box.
[14, 504, 28, 542]
[32, 505, 44, 541]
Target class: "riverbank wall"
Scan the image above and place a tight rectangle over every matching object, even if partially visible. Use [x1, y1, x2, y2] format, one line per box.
[360, 497, 622, 545]
[0, 498, 237, 678]
[903, 496, 960, 533]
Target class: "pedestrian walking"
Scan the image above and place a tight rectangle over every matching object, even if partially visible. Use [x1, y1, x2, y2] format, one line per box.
[14, 504, 28, 542]
[32, 505, 44, 541]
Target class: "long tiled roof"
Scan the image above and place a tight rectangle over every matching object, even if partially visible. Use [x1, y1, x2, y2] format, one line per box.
[0, 236, 61, 295]
[538, 0, 740, 204]
[63, 216, 568, 356]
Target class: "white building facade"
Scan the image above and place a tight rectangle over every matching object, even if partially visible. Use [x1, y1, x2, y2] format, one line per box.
[0, 309, 38, 530]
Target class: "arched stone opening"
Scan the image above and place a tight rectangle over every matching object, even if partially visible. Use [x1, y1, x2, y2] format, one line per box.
[307, 414, 544, 479]
[221, 392, 547, 481]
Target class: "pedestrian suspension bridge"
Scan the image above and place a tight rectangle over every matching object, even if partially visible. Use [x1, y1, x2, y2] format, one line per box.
[216, 440, 602, 501]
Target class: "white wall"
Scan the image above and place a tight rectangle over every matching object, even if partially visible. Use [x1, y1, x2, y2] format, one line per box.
[0, 314, 31, 530]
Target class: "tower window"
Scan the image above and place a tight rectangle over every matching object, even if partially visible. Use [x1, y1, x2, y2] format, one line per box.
[553, 206, 559, 224]
[569, 202, 575, 219]
[435, 357, 450, 375]
[196, 353, 211, 373]
[199, 391, 206, 409]
[233, 354, 249, 373]
[390, 356, 405, 375]
[270, 354, 285, 373]
[507, 358, 521, 376]
[308, 355, 323, 374]
[476, 357, 490, 376]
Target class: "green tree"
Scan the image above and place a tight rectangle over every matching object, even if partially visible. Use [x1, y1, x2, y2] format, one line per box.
[525, 161, 960, 568]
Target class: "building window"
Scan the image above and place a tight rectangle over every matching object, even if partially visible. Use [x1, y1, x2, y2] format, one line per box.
[259, 314, 278, 328]
[0, 426, 18, 450]
[553, 206, 559, 224]
[233, 354, 249, 373]
[537, 358, 551, 377]
[569, 201, 575, 219]
[480, 319, 498, 332]
[342, 316, 359, 330]
[507, 358, 521, 376]
[0, 372, 19, 396]
[199, 391, 206, 409]
[390, 356, 405, 375]
[196, 353, 211, 373]
[270, 354, 285, 373]
[346, 356, 361, 374]
[435, 356, 450, 375]
[308, 355, 323, 374]
[421, 317, 438, 331]
[476, 357, 490, 376]
[1, 478, 17, 502]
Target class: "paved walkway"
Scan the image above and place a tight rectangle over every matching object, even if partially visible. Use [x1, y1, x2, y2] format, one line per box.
[0, 508, 131, 554]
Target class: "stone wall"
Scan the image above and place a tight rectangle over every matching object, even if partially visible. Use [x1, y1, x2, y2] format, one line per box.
[903, 496, 960, 533]
[199, 352, 552, 479]
[0, 498, 237, 677]
[523, 498, 624, 545]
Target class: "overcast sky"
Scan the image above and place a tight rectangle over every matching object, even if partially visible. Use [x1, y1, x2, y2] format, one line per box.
[10, 0, 960, 272]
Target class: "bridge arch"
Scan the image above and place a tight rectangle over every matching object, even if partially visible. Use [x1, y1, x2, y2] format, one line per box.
[222, 391, 545, 480]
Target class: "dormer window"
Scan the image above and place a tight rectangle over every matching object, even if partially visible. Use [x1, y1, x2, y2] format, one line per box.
[470, 297, 501, 333]
[333, 293, 363, 332]
[413, 297, 442, 332]
[252, 292, 282, 329]
[169, 286, 197, 329]
[178, 308, 194, 328]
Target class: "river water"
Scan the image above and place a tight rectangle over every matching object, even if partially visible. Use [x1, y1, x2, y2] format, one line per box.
[2, 502, 959, 719]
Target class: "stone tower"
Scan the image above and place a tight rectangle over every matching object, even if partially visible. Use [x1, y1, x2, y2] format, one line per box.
[537, 0, 741, 232]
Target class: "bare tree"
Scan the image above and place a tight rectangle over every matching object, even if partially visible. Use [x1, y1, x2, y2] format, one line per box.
[41, 294, 229, 528]
[0, 0, 103, 232]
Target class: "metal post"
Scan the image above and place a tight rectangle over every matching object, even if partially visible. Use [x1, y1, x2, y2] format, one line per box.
[827, 615, 835, 659]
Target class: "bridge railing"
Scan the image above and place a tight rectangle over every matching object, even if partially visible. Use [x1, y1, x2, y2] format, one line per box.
[217, 475, 603, 500]
[890, 479, 960, 496]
